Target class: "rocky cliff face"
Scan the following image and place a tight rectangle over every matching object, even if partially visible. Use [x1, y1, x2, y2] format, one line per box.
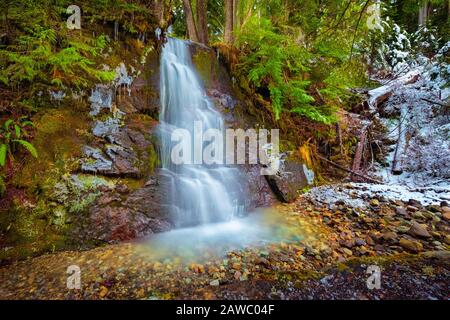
[0, 37, 314, 263]
[0, 29, 170, 262]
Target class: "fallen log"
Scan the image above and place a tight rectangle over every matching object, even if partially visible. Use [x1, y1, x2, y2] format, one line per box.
[368, 70, 420, 111]
[318, 155, 382, 184]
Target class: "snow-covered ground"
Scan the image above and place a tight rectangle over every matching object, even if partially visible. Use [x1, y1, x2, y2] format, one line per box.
[306, 183, 450, 209]
[371, 58, 449, 186]
[308, 46, 449, 208]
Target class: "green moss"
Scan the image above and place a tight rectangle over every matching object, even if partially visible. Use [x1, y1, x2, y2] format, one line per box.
[121, 178, 146, 191]
[192, 50, 216, 87]
[68, 192, 100, 214]
[146, 140, 159, 174]
[13, 107, 90, 192]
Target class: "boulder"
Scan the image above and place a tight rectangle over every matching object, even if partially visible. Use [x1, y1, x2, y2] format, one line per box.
[243, 165, 278, 209]
[72, 170, 172, 243]
[395, 207, 408, 216]
[82, 119, 157, 178]
[399, 238, 423, 253]
[408, 221, 432, 239]
[265, 160, 313, 203]
[442, 206, 450, 220]
[382, 231, 398, 242]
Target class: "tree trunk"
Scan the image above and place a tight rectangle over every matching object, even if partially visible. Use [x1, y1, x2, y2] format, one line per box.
[448, 0, 450, 20]
[418, 1, 429, 27]
[196, 0, 208, 45]
[224, 0, 234, 44]
[232, 0, 238, 30]
[182, 0, 199, 42]
[351, 127, 368, 180]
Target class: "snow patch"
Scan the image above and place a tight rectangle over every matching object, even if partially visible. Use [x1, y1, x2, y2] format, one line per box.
[306, 183, 450, 209]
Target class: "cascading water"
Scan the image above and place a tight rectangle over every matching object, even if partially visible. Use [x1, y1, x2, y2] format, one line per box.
[159, 38, 245, 227]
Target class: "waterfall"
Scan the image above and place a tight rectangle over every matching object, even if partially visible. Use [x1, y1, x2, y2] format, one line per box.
[159, 38, 245, 227]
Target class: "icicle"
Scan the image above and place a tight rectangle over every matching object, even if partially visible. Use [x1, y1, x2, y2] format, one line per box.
[155, 27, 161, 41]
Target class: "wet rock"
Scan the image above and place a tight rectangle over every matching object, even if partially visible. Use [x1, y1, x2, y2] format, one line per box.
[407, 205, 419, 212]
[92, 118, 121, 138]
[208, 89, 235, 109]
[396, 225, 410, 234]
[339, 239, 355, 248]
[426, 205, 441, 213]
[342, 248, 353, 256]
[422, 250, 450, 262]
[82, 119, 157, 178]
[382, 231, 398, 242]
[71, 170, 172, 243]
[209, 280, 220, 286]
[105, 144, 140, 177]
[408, 222, 431, 239]
[395, 207, 408, 216]
[441, 207, 450, 221]
[265, 160, 312, 203]
[243, 165, 278, 209]
[412, 211, 426, 220]
[81, 146, 113, 173]
[365, 236, 375, 246]
[421, 211, 435, 220]
[445, 235, 450, 245]
[408, 199, 422, 209]
[89, 85, 113, 116]
[97, 194, 120, 206]
[370, 199, 380, 207]
[116, 184, 129, 194]
[443, 212, 450, 221]
[399, 238, 423, 253]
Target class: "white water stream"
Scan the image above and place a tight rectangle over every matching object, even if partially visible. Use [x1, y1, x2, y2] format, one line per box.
[159, 38, 245, 227]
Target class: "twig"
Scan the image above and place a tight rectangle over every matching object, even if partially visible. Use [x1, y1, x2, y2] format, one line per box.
[350, 0, 371, 60]
[421, 98, 448, 107]
[318, 155, 382, 184]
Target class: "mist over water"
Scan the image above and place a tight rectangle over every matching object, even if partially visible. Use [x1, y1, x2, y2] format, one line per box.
[138, 209, 308, 263]
[158, 38, 246, 227]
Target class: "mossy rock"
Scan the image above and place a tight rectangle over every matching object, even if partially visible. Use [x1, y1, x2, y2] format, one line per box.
[192, 49, 216, 88]
[12, 106, 91, 193]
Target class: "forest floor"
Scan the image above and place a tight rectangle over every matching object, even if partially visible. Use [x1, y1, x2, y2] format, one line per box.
[1, 187, 449, 300]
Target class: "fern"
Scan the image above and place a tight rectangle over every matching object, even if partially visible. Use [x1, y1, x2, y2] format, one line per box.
[0, 118, 38, 167]
[1, 24, 114, 91]
[13, 140, 38, 158]
[237, 17, 325, 122]
[0, 144, 7, 167]
[269, 85, 283, 120]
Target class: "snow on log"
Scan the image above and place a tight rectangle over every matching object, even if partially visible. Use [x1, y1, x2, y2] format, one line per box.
[368, 69, 421, 111]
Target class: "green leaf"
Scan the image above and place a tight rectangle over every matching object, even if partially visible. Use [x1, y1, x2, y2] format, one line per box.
[21, 121, 35, 128]
[13, 140, 38, 158]
[0, 144, 7, 166]
[4, 119, 13, 130]
[14, 125, 21, 138]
